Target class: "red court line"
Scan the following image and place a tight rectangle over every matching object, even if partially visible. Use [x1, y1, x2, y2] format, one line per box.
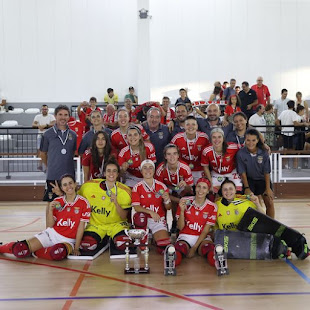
[0, 218, 41, 232]
[0, 257, 222, 310]
[62, 261, 92, 310]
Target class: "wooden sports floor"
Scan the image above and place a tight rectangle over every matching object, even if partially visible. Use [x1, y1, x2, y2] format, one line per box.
[0, 200, 309, 310]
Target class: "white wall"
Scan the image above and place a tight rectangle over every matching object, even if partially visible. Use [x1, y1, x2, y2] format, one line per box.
[0, 0, 309, 103]
[0, 0, 138, 103]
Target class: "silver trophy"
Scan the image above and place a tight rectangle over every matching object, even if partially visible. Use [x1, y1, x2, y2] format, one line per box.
[214, 244, 229, 276]
[124, 229, 150, 274]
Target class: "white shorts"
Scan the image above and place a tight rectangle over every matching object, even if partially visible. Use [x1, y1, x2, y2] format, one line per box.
[192, 170, 204, 185]
[211, 168, 242, 193]
[147, 217, 168, 234]
[35, 227, 75, 249]
[125, 173, 142, 188]
[177, 233, 212, 247]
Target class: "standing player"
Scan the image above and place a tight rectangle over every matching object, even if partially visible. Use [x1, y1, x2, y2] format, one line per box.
[82, 131, 113, 183]
[78, 158, 132, 256]
[171, 116, 209, 183]
[0, 174, 90, 260]
[111, 109, 149, 154]
[236, 128, 275, 218]
[155, 144, 194, 232]
[118, 125, 156, 188]
[40, 105, 77, 220]
[202, 128, 242, 194]
[175, 178, 217, 266]
[132, 160, 172, 254]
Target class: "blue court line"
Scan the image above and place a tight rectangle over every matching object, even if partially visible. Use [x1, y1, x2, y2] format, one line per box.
[0, 295, 169, 302]
[1, 292, 310, 302]
[285, 259, 310, 284]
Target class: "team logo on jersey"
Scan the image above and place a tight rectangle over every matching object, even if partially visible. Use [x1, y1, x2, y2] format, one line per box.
[217, 176, 224, 182]
[148, 194, 152, 198]
[74, 207, 80, 214]
[75, 127, 78, 132]
[181, 147, 186, 151]
[141, 195, 144, 198]
[67, 208, 71, 212]
[234, 209, 239, 215]
[197, 145, 201, 151]
[257, 156, 263, 164]
[226, 211, 230, 215]
[91, 195, 96, 198]
[225, 156, 231, 161]
[218, 213, 222, 217]
[158, 132, 164, 139]
[203, 212, 208, 219]
[195, 211, 199, 216]
[135, 157, 139, 161]
[102, 196, 106, 200]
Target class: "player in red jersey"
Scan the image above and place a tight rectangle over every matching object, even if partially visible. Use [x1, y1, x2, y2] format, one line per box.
[155, 144, 194, 232]
[118, 125, 156, 188]
[171, 116, 210, 183]
[175, 178, 217, 266]
[202, 127, 242, 194]
[111, 109, 149, 154]
[82, 131, 114, 183]
[0, 174, 90, 260]
[132, 160, 172, 254]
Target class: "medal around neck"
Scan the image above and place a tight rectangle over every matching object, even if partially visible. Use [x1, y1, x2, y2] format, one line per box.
[61, 148, 67, 155]
[127, 159, 133, 165]
[55, 202, 63, 210]
[106, 189, 112, 197]
[189, 163, 194, 169]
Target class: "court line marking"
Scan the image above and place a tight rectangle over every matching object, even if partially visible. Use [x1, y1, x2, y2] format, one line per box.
[0, 257, 222, 310]
[285, 259, 310, 284]
[0, 217, 41, 232]
[62, 261, 91, 310]
[1, 291, 310, 302]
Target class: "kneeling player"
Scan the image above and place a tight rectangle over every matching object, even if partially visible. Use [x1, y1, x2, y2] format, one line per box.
[132, 160, 172, 254]
[175, 178, 217, 266]
[0, 174, 90, 260]
[78, 158, 132, 255]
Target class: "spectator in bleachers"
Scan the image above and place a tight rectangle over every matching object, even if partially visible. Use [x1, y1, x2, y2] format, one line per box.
[0, 97, 6, 111]
[264, 104, 276, 149]
[251, 76, 271, 107]
[249, 104, 267, 138]
[213, 81, 224, 98]
[185, 101, 205, 118]
[224, 95, 241, 124]
[104, 88, 119, 106]
[235, 86, 241, 95]
[274, 89, 289, 119]
[77, 97, 100, 132]
[197, 103, 232, 138]
[209, 86, 222, 102]
[222, 81, 229, 89]
[124, 86, 138, 104]
[294, 105, 308, 152]
[239, 81, 258, 119]
[32, 105, 56, 171]
[78, 110, 112, 155]
[111, 109, 149, 154]
[295, 91, 309, 122]
[160, 97, 175, 125]
[170, 103, 188, 137]
[103, 104, 118, 129]
[142, 107, 171, 165]
[222, 78, 236, 100]
[175, 88, 191, 105]
[124, 97, 135, 121]
[40, 105, 77, 216]
[82, 131, 113, 183]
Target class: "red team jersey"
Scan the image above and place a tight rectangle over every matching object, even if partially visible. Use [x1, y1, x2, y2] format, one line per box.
[132, 179, 169, 218]
[155, 160, 194, 187]
[201, 143, 239, 174]
[111, 125, 150, 153]
[68, 120, 84, 152]
[52, 195, 91, 239]
[224, 105, 241, 116]
[161, 108, 176, 125]
[82, 149, 105, 180]
[176, 196, 217, 236]
[118, 142, 156, 178]
[171, 132, 210, 171]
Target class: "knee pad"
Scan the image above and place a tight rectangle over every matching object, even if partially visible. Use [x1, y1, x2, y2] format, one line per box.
[175, 241, 189, 257]
[12, 240, 31, 258]
[113, 234, 131, 251]
[80, 234, 100, 252]
[200, 243, 215, 256]
[156, 238, 171, 255]
[133, 212, 148, 229]
[49, 243, 68, 261]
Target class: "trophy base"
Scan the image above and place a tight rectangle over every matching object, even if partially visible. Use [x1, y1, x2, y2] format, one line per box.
[124, 267, 150, 274]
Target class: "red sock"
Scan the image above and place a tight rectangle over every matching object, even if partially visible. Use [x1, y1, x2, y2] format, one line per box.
[207, 251, 215, 267]
[0, 242, 15, 254]
[175, 251, 183, 266]
[34, 247, 53, 260]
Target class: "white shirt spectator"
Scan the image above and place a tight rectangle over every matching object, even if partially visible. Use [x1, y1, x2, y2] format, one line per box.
[33, 114, 56, 133]
[274, 97, 290, 117]
[278, 110, 299, 136]
[249, 113, 266, 137]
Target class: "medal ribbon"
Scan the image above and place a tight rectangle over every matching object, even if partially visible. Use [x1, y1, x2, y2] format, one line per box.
[166, 163, 180, 186]
[53, 126, 69, 148]
[185, 132, 197, 162]
[212, 147, 222, 174]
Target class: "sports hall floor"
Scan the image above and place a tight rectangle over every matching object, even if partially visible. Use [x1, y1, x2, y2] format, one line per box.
[0, 199, 309, 310]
